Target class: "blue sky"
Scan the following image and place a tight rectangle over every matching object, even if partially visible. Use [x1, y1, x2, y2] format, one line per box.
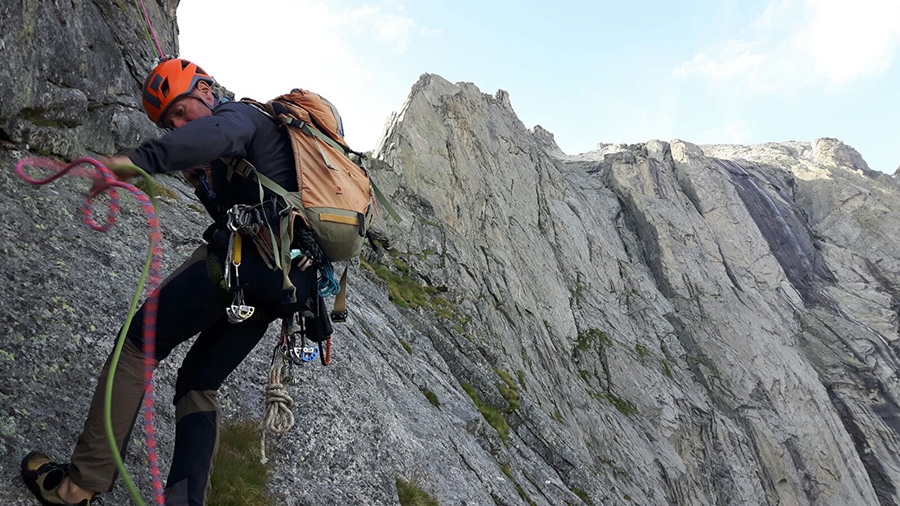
[177, 0, 900, 173]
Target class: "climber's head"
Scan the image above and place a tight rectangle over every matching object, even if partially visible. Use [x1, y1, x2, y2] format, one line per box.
[141, 58, 215, 129]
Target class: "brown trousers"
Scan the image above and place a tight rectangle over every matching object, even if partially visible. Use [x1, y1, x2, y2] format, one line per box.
[67, 244, 313, 505]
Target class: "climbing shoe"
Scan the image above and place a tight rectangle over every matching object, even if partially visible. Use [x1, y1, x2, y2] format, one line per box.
[20, 451, 101, 505]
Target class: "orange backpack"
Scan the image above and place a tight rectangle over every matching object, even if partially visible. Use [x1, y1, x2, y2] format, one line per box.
[224, 90, 394, 308]
[249, 89, 374, 261]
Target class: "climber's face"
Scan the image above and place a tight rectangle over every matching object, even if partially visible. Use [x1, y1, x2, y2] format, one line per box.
[161, 81, 215, 129]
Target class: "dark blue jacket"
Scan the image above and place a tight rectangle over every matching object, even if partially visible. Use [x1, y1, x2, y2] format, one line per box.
[128, 101, 296, 216]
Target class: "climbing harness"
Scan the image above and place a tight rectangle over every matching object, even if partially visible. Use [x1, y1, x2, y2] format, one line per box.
[220, 199, 338, 470]
[15, 157, 166, 506]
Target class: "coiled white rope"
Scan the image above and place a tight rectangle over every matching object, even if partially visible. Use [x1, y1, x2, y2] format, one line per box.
[260, 361, 294, 464]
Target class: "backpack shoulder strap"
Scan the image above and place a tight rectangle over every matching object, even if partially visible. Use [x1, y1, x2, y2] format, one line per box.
[238, 98, 272, 118]
[268, 100, 350, 154]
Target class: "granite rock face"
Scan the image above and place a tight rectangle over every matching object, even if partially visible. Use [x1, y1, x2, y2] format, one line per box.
[0, 0, 177, 160]
[2, 3, 900, 506]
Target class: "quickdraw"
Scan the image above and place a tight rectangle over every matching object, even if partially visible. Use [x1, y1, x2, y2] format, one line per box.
[224, 205, 255, 323]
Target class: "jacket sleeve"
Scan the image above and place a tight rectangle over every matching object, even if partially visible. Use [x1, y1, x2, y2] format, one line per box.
[128, 103, 258, 174]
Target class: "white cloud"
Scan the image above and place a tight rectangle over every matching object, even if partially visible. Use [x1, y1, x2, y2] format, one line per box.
[675, 40, 769, 83]
[178, 0, 433, 151]
[803, 0, 900, 83]
[675, 0, 900, 93]
[347, 6, 416, 52]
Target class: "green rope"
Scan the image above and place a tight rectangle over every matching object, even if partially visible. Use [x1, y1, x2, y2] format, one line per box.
[104, 238, 153, 506]
[132, 0, 166, 60]
[102, 164, 159, 506]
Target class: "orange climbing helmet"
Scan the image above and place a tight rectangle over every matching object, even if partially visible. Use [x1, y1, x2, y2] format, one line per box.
[141, 58, 213, 126]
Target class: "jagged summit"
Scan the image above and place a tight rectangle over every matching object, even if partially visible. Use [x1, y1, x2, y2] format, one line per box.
[378, 73, 561, 161]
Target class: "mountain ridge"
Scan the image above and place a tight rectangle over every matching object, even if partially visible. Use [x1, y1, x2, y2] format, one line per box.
[2, 2, 900, 505]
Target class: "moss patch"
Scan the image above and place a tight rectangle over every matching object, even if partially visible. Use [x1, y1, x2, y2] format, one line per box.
[494, 368, 520, 413]
[574, 328, 614, 393]
[361, 251, 466, 327]
[517, 484, 537, 505]
[597, 392, 638, 416]
[361, 254, 438, 308]
[460, 381, 510, 442]
[516, 370, 526, 389]
[571, 487, 595, 506]
[574, 329, 611, 354]
[634, 343, 648, 361]
[501, 464, 536, 505]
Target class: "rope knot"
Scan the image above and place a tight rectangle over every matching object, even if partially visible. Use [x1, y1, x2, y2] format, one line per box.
[260, 362, 295, 464]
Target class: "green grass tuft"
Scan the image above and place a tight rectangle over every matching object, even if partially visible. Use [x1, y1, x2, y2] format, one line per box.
[634, 344, 648, 360]
[209, 421, 272, 506]
[360, 255, 437, 309]
[517, 484, 537, 505]
[606, 393, 638, 416]
[423, 389, 440, 407]
[494, 368, 520, 413]
[360, 252, 468, 326]
[571, 487, 595, 506]
[574, 329, 610, 355]
[396, 478, 440, 506]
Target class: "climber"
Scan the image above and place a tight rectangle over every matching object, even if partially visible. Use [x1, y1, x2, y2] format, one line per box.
[21, 58, 322, 506]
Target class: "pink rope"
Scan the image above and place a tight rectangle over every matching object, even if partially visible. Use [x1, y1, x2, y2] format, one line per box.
[15, 157, 166, 505]
[137, 0, 166, 61]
